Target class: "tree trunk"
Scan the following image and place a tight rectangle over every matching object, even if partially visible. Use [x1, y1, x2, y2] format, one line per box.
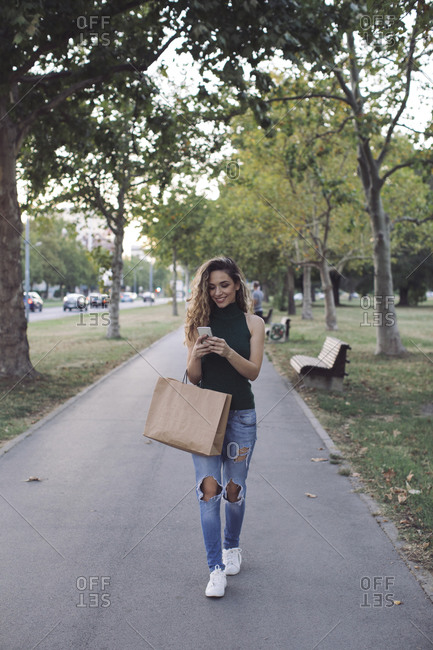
[184, 266, 190, 304]
[368, 185, 406, 354]
[319, 261, 338, 330]
[345, 31, 406, 356]
[311, 283, 316, 302]
[172, 246, 178, 317]
[279, 272, 288, 311]
[302, 266, 313, 320]
[107, 221, 124, 339]
[287, 266, 296, 315]
[397, 286, 409, 307]
[0, 108, 35, 378]
[330, 270, 341, 306]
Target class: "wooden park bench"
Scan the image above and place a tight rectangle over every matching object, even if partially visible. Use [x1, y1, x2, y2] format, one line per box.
[262, 308, 273, 323]
[265, 317, 291, 343]
[290, 336, 351, 391]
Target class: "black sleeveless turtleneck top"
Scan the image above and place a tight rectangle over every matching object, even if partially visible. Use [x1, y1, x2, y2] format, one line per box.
[200, 302, 255, 410]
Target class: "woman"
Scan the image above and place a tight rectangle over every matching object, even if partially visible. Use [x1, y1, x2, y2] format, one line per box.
[185, 256, 265, 597]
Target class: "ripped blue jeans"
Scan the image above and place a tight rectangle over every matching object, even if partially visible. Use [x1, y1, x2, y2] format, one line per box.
[192, 409, 257, 572]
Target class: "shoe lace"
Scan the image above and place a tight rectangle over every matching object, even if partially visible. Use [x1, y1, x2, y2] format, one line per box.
[210, 566, 224, 583]
[224, 548, 241, 562]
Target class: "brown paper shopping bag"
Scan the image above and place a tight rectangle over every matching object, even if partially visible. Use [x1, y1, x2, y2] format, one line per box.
[143, 376, 232, 456]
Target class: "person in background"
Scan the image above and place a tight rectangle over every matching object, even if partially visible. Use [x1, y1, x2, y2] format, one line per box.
[252, 281, 264, 319]
[185, 257, 265, 598]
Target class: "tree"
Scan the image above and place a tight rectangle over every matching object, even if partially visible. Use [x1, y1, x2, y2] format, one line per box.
[48, 88, 202, 337]
[141, 188, 209, 315]
[267, 2, 433, 353]
[0, 0, 352, 377]
[212, 85, 367, 329]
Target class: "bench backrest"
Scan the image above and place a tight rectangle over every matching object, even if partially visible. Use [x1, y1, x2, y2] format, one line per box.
[318, 336, 350, 375]
[263, 308, 273, 323]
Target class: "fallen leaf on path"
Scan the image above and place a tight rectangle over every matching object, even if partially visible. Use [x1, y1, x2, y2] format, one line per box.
[24, 476, 41, 482]
[305, 492, 317, 498]
[392, 600, 403, 606]
[311, 458, 328, 462]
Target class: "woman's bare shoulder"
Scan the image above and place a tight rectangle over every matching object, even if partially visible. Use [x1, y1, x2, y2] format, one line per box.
[245, 312, 265, 334]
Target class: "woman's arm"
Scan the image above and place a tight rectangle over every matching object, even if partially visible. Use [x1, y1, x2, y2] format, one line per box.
[205, 314, 265, 381]
[186, 334, 212, 385]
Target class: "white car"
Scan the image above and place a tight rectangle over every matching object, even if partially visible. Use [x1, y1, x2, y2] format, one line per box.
[63, 293, 88, 311]
[142, 292, 155, 303]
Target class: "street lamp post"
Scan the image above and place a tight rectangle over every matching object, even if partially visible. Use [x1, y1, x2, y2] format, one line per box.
[24, 217, 30, 322]
[24, 218, 42, 322]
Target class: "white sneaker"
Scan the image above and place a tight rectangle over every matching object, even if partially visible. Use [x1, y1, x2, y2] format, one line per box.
[205, 566, 227, 597]
[222, 547, 242, 575]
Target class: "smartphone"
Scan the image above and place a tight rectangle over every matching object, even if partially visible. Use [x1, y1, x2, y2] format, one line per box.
[197, 326, 213, 338]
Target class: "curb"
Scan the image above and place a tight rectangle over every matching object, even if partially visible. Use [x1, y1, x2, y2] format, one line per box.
[0, 328, 180, 459]
[283, 375, 433, 605]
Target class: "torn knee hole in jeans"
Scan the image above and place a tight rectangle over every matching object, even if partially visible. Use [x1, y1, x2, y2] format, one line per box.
[198, 476, 222, 502]
[225, 479, 244, 504]
[234, 446, 249, 463]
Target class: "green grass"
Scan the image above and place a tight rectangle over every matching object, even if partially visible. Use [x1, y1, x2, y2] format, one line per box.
[42, 299, 64, 308]
[0, 303, 183, 443]
[266, 298, 433, 571]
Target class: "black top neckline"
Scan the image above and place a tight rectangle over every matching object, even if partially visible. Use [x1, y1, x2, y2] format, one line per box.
[211, 301, 245, 320]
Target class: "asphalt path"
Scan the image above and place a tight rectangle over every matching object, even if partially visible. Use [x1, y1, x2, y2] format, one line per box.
[1, 328, 432, 649]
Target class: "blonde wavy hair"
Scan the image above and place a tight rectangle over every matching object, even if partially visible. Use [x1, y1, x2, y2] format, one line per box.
[185, 257, 253, 343]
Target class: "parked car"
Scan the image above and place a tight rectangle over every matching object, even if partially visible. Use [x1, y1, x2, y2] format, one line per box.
[89, 293, 102, 308]
[120, 292, 136, 302]
[101, 294, 110, 308]
[142, 291, 155, 303]
[63, 293, 88, 311]
[23, 291, 43, 312]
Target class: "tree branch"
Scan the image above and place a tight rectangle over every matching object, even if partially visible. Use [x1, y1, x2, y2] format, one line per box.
[333, 68, 357, 112]
[266, 92, 351, 106]
[377, 20, 418, 167]
[392, 214, 433, 226]
[11, 0, 153, 80]
[381, 158, 421, 182]
[16, 32, 180, 148]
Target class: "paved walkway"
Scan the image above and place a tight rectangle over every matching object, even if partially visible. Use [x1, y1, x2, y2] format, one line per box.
[1, 328, 432, 650]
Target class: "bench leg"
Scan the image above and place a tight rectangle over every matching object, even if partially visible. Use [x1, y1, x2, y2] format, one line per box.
[301, 375, 345, 392]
